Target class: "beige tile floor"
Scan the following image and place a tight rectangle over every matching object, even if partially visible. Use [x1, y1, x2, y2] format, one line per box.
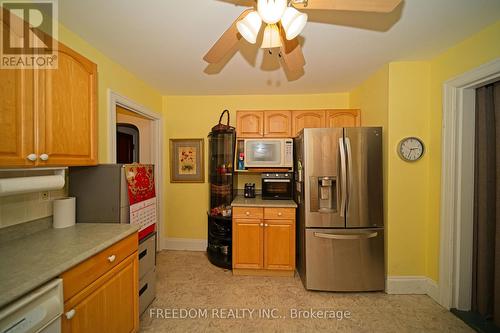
[140, 251, 472, 333]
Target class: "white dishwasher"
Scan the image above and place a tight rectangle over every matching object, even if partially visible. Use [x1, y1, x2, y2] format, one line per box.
[0, 279, 63, 333]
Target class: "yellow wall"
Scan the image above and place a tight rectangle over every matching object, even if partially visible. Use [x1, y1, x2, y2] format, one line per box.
[163, 93, 349, 239]
[348, 20, 500, 281]
[386, 62, 430, 276]
[58, 24, 163, 162]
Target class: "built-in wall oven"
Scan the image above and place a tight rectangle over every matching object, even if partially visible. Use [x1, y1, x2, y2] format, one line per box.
[261, 172, 293, 200]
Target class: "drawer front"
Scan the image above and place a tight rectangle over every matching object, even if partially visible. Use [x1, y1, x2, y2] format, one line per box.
[139, 267, 156, 315]
[61, 233, 138, 301]
[264, 207, 295, 220]
[139, 234, 156, 279]
[233, 207, 263, 219]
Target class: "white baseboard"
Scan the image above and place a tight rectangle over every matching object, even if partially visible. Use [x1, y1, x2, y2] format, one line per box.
[386, 276, 439, 302]
[161, 237, 207, 251]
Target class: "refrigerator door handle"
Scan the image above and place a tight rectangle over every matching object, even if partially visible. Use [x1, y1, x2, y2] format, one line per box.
[313, 231, 378, 240]
[338, 138, 347, 217]
[345, 137, 353, 212]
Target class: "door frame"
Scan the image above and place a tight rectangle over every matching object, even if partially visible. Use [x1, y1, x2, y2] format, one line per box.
[108, 89, 164, 250]
[439, 58, 500, 310]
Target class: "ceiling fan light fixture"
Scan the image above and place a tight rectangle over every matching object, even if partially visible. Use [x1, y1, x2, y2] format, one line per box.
[257, 0, 287, 24]
[261, 24, 281, 49]
[281, 7, 308, 40]
[236, 11, 262, 44]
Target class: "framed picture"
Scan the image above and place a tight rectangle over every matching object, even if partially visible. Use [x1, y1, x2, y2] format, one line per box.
[169, 138, 205, 183]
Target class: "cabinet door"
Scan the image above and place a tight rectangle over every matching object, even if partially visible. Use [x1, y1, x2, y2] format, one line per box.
[326, 109, 360, 128]
[264, 220, 295, 270]
[236, 111, 264, 138]
[0, 67, 35, 167]
[233, 218, 263, 269]
[62, 254, 138, 333]
[38, 42, 97, 166]
[291, 110, 325, 136]
[264, 111, 291, 137]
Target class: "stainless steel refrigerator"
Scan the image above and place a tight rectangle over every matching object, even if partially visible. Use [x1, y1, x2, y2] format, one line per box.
[295, 127, 384, 291]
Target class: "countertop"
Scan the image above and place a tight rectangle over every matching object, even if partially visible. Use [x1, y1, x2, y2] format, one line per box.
[231, 195, 297, 208]
[0, 223, 138, 309]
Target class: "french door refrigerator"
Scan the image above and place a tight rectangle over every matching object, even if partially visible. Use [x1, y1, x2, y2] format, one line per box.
[295, 127, 384, 291]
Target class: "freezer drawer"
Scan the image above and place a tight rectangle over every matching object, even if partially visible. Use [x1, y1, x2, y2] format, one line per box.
[138, 233, 156, 279]
[304, 228, 384, 291]
[139, 267, 156, 315]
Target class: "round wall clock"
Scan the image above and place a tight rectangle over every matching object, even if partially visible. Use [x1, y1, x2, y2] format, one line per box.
[398, 137, 425, 162]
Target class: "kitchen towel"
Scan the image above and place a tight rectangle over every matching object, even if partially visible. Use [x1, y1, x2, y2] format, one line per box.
[53, 197, 76, 228]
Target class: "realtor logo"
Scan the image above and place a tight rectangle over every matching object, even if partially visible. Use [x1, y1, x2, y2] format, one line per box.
[1, 0, 58, 69]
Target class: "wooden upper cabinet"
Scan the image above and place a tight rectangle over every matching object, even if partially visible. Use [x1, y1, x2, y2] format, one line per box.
[326, 109, 360, 128]
[291, 110, 326, 136]
[38, 42, 98, 166]
[264, 111, 291, 137]
[0, 68, 35, 166]
[236, 111, 264, 138]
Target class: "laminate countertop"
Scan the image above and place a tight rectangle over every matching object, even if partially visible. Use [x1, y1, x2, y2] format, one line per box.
[0, 223, 138, 309]
[231, 195, 297, 208]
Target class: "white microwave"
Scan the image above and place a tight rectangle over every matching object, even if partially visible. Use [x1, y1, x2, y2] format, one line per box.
[243, 138, 293, 168]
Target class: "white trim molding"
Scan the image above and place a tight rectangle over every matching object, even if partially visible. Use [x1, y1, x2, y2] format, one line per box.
[163, 238, 207, 251]
[386, 276, 439, 302]
[439, 58, 500, 310]
[107, 90, 165, 252]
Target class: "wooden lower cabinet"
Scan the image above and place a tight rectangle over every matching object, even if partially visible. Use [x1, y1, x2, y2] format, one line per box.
[232, 207, 295, 276]
[61, 234, 139, 333]
[233, 219, 263, 269]
[263, 220, 295, 271]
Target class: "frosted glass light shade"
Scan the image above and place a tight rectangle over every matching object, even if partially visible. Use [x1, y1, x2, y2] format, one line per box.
[257, 0, 287, 24]
[236, 11, 262, 44]
[281, 7, 308, 40]
[261, 24, 281, 49]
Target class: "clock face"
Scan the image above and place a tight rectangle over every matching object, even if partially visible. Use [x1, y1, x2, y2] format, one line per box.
[398, 137, 424, 162]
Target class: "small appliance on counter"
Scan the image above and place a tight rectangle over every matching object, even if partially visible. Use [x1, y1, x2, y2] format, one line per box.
[262, 172, 293, 200]
[244, 183, 256, 198]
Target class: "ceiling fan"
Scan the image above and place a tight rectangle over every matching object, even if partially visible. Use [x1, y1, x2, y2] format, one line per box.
[203, 0, 402, 75]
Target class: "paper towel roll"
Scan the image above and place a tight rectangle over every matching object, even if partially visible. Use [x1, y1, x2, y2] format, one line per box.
[53, 197, 76, 229]
[0, 175, 65, 197]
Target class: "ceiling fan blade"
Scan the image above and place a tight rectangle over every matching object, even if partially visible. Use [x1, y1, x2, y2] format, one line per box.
[203, 9, 252, 64]
[279, 27, 305, 72]
[294, 0, 401, 12]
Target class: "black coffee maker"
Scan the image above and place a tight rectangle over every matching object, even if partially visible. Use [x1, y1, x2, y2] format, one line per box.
[244, 183, 256, 198]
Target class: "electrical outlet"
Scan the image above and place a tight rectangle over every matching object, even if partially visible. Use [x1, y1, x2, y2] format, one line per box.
[40, 191, 50, 201]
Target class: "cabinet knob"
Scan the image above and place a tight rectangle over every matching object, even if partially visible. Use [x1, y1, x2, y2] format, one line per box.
[264, 224, 269, 227]
[245, 211, 250, 216]
[27, 153, 37, 161]
[260, 223, 264, 227]
[65, 309, 76, 320]
[278, 212, 282, 216]
[39, 153, 49, 161]
[107, 254, 116, 263]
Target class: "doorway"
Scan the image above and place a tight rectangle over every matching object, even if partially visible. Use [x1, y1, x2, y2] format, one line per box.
[117, 124, 140, 163]
[108, 90, 164, 250]
[439, 58, 500, 320]
[450, 80, 500, 332]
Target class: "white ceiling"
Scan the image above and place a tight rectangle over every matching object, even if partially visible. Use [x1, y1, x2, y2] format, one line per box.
[58, 0, 500, 95]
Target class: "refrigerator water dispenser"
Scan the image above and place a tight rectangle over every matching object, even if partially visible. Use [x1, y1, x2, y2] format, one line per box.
[310, 176, 337, 213]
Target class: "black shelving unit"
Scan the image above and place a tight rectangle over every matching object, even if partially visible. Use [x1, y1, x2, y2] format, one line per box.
[207, 111, 237, 269]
